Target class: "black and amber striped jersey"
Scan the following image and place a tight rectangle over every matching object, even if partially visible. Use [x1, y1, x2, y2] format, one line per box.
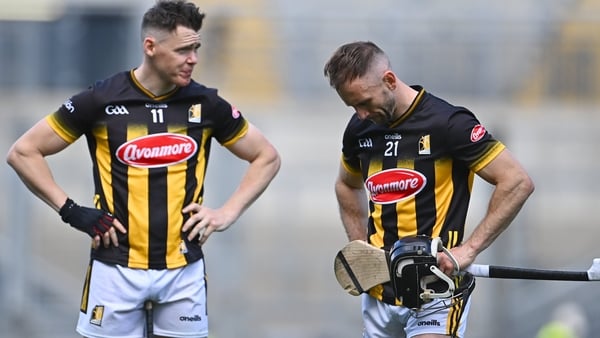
[46, 70, 248, 270]
[340, 86, 505, 304]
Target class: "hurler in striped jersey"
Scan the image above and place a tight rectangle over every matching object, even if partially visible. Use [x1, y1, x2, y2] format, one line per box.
[324, 41, 534, 338]
[6, 1, 280, 337]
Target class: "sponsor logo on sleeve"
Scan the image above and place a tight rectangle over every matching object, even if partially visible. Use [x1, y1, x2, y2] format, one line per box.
[231, 106, 240, 119]
[63, 99, 75, 113]
[470, 124, 486, 142]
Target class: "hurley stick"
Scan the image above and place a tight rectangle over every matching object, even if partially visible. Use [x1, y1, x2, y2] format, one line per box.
[334, 240, 600, 296]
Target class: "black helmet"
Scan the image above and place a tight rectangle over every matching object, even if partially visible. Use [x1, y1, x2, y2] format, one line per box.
[388, 235, 473, 311]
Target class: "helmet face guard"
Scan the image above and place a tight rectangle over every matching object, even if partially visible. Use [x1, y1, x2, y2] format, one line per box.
[388, 236, 461, 310]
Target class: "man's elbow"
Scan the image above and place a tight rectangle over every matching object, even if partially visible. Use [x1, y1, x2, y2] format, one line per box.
[5, 143, 22, 170]
[517, 171, 535, 199]
[264, 145, 281, 177]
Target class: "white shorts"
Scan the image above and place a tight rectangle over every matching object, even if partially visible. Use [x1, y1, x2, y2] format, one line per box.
[77, 259, 208, 338]
[361, 293, 471, 338]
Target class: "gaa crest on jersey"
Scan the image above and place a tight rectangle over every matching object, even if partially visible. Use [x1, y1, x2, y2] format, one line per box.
[188, 104, 202, 123]
[90, 305, 104, 326]
[365, 168, 427, 204]
[105, 105, 130, 115]
[359, 138, 373, 148]
[116, 133, 198, 168]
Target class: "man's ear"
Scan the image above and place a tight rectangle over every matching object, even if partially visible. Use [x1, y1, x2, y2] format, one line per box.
[382, 70, 397, 90]
[143, 37, 156, 57]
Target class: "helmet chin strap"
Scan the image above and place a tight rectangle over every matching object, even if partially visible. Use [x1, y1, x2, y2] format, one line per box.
[419, 238, 461, 303]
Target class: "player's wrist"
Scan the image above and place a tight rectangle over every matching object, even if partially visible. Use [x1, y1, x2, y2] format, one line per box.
[58, 197, 114, 238]
[59, 197, 76, 222]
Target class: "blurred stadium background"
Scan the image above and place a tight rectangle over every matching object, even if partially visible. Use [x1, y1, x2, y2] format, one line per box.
[1, 0, 600, 337]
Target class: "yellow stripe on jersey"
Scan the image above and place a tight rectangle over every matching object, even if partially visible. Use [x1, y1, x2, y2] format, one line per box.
[166, 161, 186, 268]
[365, 152, 388, 306]
[370, 207, 384, 247]
[395, 203, 418, 239]
[471, 142, 505, 172]
[221, 120, 249, 147]
[340, 154, 361, 174]
[431, 158, 453, 238]
[94, 125, 114, 212]
[193, 129, 211, 203]
[127, 126, 150, 268]
[395, 159, 418, 239]
[165, 125, 196, 268]
[367, 160, 384, 248]
[468, 170, 474, 191]
[45, 114, 78, 143]
[447, 230, 459, 248]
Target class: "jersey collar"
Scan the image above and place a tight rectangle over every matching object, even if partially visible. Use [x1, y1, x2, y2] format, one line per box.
[388, 85, 425, 128]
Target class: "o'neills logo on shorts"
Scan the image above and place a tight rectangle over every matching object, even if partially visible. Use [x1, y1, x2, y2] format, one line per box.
[417, 319, 441, 327]
[365, 169, 426, 204]
[116, 133, 198, 168]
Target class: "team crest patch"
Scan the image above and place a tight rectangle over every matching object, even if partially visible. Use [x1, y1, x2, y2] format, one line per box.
[180, 240, 188, 254]
[418, 135, 431, 155]
[90, 305, 104, 326]
[188, 104, 202, 123]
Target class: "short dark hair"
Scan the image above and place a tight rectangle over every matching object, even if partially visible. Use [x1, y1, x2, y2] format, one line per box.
[323, 41, 386, 90]
[141, 0, 205, 36]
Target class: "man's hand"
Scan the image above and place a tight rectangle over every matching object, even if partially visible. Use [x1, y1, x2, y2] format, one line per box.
[59, 198, 125, 248]
[181, 203, 235, 245]
[438, 244, 477, 276]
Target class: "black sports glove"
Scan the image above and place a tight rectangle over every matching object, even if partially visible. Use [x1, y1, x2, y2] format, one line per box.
[59, 198, 114, 238]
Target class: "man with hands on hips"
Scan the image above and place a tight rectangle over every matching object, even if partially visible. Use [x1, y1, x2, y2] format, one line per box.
[6, 1, 280, 338]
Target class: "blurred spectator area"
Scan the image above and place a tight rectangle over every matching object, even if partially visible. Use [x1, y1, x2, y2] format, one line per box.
[1, 0, 599, 104]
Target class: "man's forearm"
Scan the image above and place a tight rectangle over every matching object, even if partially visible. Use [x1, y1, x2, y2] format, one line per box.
[336, 181, 369, 241]
[464, 174, 534, 256]
[221, 150, 280, 221]
[7, 150, 67, 212]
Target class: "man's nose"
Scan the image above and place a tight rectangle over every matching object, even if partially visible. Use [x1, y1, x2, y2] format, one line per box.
[356, 108, 370, 120]
[187, 52, 198, 64]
